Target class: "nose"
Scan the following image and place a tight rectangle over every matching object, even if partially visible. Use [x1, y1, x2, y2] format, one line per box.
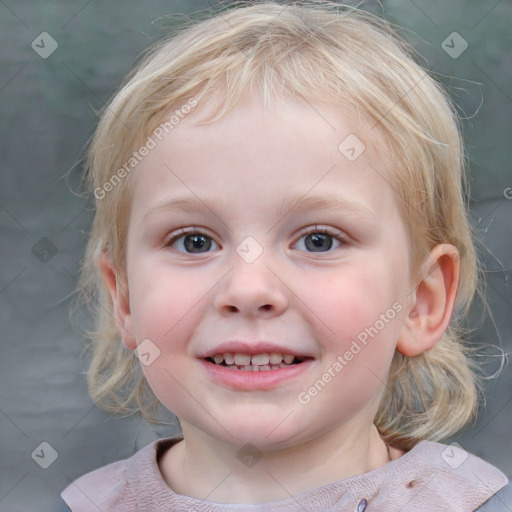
[214, 253, 288, 318]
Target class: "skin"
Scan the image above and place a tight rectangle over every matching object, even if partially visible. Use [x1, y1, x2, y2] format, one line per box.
[100, 95, 460, 504]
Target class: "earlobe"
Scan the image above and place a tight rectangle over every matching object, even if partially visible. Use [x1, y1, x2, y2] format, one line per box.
[98, 252, 137, 350]
[396, 244, 460, 357]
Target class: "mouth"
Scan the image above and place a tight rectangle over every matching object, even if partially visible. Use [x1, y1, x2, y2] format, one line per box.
[199, 349, 315, 390]
[198, 341, 315, 389]
[203, 352, 311, 371]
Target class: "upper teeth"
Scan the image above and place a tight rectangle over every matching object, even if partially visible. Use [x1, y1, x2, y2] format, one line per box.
[212, 353, 296, 366]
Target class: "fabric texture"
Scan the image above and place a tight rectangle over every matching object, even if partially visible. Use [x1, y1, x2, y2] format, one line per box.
[475, 482, 512, 511]
[61, 436, 509, 511]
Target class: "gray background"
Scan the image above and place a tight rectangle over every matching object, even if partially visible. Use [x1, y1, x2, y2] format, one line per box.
[1, 1, 511, 511]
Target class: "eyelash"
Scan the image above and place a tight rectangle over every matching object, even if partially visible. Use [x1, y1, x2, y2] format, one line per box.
[295, 225, 347, 251]
[164, 225, 348, 253]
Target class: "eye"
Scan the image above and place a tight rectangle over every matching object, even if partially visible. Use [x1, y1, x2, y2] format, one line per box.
[165, 226, 346, 254]
[294, 226, 346, 253]
[165, 228, 220, 254]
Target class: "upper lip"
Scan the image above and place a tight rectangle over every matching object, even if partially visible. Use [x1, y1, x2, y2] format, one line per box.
[198, 340, 314, 359]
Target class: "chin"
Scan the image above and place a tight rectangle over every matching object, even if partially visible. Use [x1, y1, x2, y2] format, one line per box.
[208, 414, 308, 450]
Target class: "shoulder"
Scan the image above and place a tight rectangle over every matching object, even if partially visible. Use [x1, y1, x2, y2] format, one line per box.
[475, 481, 512, 511]
[376, 440, 509, 511]
[60, 450, 139, 511]
[60, 436, 183, 512]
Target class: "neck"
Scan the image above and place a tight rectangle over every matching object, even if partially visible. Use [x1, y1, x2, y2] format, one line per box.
[159, 421, 396, 504]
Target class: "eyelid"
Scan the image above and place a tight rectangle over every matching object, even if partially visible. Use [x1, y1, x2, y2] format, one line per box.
[164, 227, 220, 249]
[163, 225, 349, 253]
[294, 224, 348, 242]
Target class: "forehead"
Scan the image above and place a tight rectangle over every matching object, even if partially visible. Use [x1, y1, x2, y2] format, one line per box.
[129, 96, 400, 225]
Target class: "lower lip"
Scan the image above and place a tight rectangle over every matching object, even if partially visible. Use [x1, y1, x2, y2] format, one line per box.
[199, 359, 314, 390]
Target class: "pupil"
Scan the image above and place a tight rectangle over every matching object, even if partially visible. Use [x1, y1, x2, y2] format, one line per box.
[306, 233, 333, 252]
[185, 234, 211, 253]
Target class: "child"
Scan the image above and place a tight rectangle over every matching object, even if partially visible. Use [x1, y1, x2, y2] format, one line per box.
[61, 1, 510, 510]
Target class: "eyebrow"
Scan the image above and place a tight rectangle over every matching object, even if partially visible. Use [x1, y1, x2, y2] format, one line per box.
[143, 195, 229, 222]
[277, 193, 375, 221]
[143, 193, 375, 224]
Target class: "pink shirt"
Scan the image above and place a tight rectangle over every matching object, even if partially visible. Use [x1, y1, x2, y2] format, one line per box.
[61, 436, 508, 511]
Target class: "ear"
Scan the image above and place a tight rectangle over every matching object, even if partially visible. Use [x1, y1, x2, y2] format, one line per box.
[98, 252, 137, 350]
[396, 244, 460, 357]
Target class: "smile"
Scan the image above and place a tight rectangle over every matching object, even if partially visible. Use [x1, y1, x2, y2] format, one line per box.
[200, 354, 314, 390]
[204, 352, 308, 371]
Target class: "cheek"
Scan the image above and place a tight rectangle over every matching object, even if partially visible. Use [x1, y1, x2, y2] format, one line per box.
[127, 267, 206, 412]
[126, 264, 208, 394]
[295, 262, 399, 342]
[294, 262, 402, 393]
[128, 260, 206, 341]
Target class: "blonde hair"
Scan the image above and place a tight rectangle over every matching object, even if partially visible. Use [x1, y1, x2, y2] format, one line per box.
[77, 0, 484, 451]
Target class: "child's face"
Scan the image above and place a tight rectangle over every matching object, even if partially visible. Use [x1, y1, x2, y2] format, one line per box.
[118, 96, 415, 448]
